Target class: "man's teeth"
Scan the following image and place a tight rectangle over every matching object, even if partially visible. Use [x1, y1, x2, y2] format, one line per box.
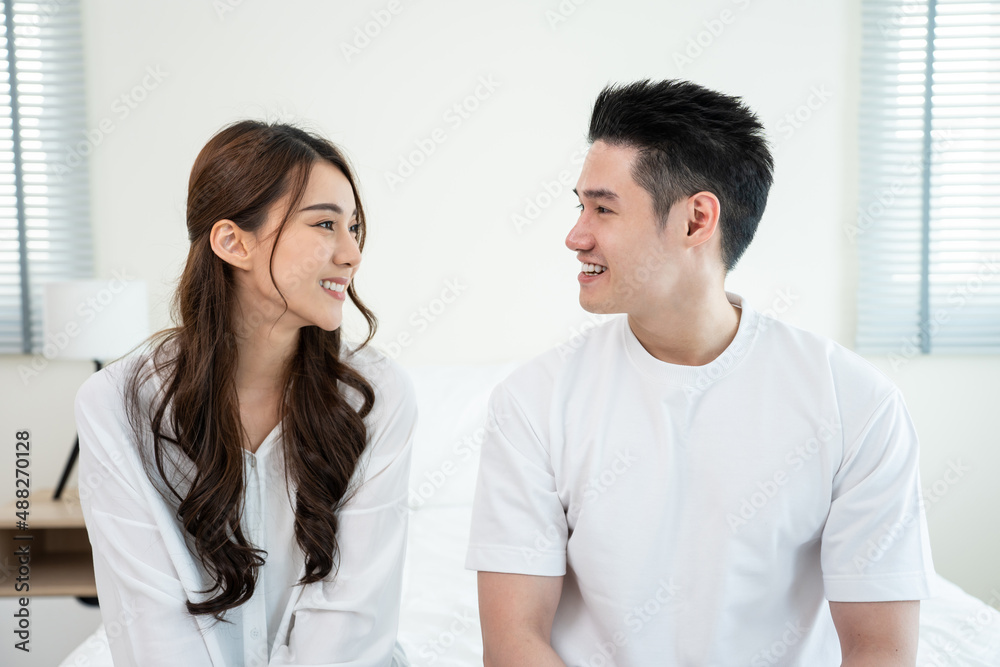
[581, 263, 607, 275]
[319, 280, 347, 293]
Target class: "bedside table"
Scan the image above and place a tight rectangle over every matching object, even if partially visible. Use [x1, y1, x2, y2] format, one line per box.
[0, 489, 96, 597]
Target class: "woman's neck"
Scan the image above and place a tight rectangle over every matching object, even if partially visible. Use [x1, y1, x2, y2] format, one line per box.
[232, 320, 299, 397]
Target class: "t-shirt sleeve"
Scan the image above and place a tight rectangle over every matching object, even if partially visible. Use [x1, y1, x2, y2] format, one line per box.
[271, 357, 417, 666]
[821, 388, 935, 602]
[465, 382, 567, 577]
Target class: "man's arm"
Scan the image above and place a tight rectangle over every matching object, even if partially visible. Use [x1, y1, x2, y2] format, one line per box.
[829, 600, 919, 667]
[479, 572, 567, 667]
[821, 387, 932, 666]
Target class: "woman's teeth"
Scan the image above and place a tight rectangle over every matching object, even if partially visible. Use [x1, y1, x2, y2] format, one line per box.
[320, 280, 347, 293]
[582, 263, 607, 275]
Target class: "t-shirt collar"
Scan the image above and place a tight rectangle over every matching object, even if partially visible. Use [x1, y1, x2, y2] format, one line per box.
[621, 291, 759, 391]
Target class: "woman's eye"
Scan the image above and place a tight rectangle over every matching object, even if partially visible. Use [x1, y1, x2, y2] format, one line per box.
[317, 220, 335, 230]
[576, 203, 584, 211]
[349, 223, 360, 236]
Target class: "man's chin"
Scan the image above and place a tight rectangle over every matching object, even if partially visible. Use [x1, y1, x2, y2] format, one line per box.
[578, 296, 620, 316]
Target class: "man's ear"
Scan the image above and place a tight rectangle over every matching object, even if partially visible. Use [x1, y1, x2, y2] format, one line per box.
[209, 219, 253, 270]
[684, 191, 721, 248]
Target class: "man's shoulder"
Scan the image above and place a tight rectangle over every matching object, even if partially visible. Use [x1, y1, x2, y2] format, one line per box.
[755, 313, 900, 412]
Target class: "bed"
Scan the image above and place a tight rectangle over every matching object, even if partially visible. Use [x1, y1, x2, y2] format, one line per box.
[60, 363, 1000, 666]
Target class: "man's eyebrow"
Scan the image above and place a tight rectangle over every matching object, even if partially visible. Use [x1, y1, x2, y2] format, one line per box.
[299, 203, 357, 217]
[573, 188, 620, 201]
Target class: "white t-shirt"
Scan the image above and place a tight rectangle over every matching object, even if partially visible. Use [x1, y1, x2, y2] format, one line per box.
[76, 343, 416, 667]
[466, 292, 935, 666]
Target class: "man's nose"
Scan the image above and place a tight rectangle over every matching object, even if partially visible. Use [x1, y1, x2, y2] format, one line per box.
[565, 218, 593, 252]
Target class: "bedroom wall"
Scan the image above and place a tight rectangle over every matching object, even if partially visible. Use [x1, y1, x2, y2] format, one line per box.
[0, 1, 997, 663]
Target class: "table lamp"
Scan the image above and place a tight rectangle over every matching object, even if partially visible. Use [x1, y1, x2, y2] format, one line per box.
[43, 279, 150, 500]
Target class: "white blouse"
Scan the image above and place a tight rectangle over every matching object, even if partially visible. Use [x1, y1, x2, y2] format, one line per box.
[75, 344, 416, 666]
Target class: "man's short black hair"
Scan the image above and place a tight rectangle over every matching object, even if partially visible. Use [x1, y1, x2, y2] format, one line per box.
[588, 79, 774, 272]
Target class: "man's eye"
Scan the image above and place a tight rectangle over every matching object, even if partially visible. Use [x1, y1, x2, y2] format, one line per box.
[576, 203, 584, 211]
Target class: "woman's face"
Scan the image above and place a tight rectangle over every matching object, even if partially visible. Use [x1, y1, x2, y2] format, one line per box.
[242, 160, 362, 334]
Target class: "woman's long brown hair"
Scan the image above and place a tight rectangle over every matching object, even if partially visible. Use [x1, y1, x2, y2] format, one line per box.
[122, 121, 378, 621]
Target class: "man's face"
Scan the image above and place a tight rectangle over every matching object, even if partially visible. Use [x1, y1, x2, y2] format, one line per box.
[566, 140, 688, 318]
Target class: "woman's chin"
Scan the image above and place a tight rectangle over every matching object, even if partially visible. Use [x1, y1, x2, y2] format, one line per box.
[313, 318, 343, 333]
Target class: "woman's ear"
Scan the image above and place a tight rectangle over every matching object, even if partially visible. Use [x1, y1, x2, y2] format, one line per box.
[209, 219, 253, 270]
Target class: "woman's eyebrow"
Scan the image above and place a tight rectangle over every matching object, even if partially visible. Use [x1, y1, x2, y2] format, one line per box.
[299, 202, 357, 217]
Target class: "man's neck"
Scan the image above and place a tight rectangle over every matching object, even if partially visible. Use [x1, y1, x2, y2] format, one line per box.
[626, 291, 741, 367]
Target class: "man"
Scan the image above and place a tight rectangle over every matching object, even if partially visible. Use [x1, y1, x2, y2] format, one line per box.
[465, 80, 934, 666]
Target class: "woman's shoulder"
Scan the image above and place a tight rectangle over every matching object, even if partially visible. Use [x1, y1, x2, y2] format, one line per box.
[338, 342, 416, 497]
[341, 341, 416, 408]
[73, 350, 165, 483]
[76, 349, 156, 414]
[74, 345, 176, 460]
[340, 342, 417, 461]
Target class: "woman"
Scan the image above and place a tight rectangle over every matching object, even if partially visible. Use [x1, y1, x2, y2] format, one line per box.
[75, 120, 416, 666]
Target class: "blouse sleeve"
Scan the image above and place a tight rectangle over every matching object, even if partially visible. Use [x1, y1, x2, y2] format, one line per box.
[270, 355, 418, 666]
[75, 364, 221, 666]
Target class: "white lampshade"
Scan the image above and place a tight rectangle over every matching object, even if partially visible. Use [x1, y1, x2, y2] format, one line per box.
[43, 279, 150, 361]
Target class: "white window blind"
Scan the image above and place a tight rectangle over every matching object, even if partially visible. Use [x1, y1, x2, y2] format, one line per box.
[856, 0, 1000, 355]
[0, 0, 92, 354]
